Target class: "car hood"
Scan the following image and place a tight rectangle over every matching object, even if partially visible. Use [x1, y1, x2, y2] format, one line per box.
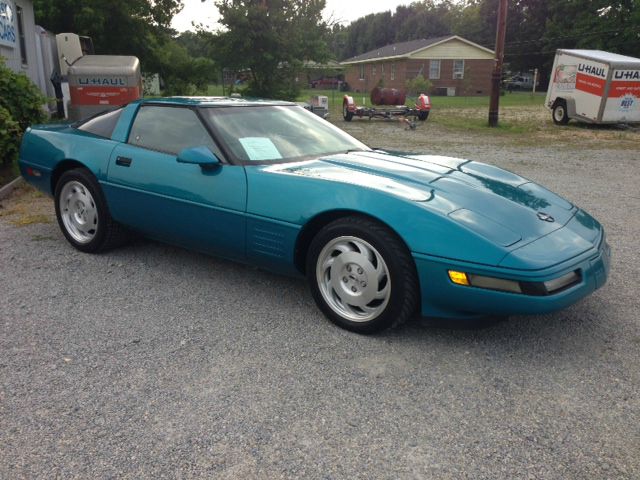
[267, 150, 580, 249]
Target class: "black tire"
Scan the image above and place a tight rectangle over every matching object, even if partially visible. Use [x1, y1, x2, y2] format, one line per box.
[306, 216, 419, 334]
[343, 102, 354, 122]
[417, 110, 429, 121]
[552, 101, 569, 125]
[54, 168, 129, 253]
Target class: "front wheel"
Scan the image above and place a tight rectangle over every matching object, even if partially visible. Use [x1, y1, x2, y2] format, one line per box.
[552, 102, 569, 125]
[343, 102, 354, 121]
[54, 168, 129, 253]
[306, 216, 418, 333]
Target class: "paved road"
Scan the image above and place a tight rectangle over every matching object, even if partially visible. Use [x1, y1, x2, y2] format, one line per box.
[1, 138, 638, 479]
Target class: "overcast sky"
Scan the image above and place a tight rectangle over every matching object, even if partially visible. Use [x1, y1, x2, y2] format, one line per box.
[171, 0, 415, 32]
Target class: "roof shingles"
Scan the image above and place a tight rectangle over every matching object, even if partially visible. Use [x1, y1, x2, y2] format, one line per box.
[341, 36, 455, 64]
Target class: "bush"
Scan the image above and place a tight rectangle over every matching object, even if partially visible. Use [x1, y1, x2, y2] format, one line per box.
[0, 106, 21, 165]
[0, 58, 47, 165]
[406, 74, 432, 97]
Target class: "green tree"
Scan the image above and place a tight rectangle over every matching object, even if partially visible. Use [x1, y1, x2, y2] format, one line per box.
[501, 0, 640, 84]
[177, 30, 218, 59]
[213, 0, 330, 100]
[33, 0, 183, 66]
[33, 0, 218, 94]
[394, 1, 456, 42]
[542, 0, 640, 56]
[155, 40, 217, 95]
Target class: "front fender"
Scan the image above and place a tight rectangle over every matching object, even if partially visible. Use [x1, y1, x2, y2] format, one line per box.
[245, 165, 510, 267]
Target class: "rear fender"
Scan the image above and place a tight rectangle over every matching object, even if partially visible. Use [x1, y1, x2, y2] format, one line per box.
[343, 95, 356, 112]
[416, 94, 431, 111]
[19, 126, 119, 195]
[551, 97, 577, 119]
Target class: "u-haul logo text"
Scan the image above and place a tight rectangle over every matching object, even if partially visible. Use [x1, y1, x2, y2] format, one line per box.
[614, 70, 640, 80]
[78, 77, 126, 86]
[578, 63, 606, 79]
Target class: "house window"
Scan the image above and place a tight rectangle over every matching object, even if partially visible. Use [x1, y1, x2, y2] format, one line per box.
[372, 64, 376, 77]
[453, 60, 465, 79]
[429, 60, 441, 80]
[16, 5, 27, 65]
[390, 63, 396, 81]
[359, 64, 365, 80]
[381, 63, 385, 78]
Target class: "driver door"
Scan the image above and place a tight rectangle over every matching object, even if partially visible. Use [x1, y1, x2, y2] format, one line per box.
[104, 105, 247, 261]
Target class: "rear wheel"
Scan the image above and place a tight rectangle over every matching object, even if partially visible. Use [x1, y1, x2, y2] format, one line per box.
[417, 110, 429, 121]
[54, 168, 129, 253]
[306, 216, 418, 333]
[343, 102, 354, 121]
[552, 101, 569, 125]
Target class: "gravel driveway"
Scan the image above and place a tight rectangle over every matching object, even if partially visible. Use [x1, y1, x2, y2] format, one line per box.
[1, 120, 639, 479]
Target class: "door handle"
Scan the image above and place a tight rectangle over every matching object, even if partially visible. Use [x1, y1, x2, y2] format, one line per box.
[116, 156, 132, 167]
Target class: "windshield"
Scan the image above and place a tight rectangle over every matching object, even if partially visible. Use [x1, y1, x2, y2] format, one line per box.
[200, 105, 370, 163]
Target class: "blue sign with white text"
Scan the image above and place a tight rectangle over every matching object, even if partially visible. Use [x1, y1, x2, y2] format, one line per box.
[0, 0, 17, 48]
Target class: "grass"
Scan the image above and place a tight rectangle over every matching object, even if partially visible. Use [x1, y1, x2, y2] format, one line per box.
[430, 91, 545, 108]
[0, 184, 52, 226]
[10, 214, 51, 226]
[301, 88, 545, 108]
[433, 115, 538, 135]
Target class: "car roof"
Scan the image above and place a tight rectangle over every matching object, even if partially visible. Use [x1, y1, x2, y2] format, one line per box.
[139, 96, 297, 107]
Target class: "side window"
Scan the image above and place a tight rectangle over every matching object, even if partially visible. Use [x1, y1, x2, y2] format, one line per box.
[453, 60, 465, 79]
[429, 60, 441, 80]
[128, 106, 221, 157]
[77, 108, 123, 138]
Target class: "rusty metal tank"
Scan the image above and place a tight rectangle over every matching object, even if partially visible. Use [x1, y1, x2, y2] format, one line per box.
[370, 87, 407, 106]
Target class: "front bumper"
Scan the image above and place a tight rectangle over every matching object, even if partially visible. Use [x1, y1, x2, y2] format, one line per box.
[413, 234, 610, 319]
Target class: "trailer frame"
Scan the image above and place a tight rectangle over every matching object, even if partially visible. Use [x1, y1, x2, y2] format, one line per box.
[342, 94, 431, 122]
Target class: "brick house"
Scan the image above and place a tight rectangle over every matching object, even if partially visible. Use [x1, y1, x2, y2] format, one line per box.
[341, 35, 494, 96]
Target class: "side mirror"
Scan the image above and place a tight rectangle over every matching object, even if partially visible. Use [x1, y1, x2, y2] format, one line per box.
[177, 146, 221, 168]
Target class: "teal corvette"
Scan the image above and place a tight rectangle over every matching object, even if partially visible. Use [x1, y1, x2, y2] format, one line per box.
[19, 97, 610, 333]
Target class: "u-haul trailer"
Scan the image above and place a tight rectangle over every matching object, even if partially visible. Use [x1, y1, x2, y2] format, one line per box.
[546, 49, 640, 125]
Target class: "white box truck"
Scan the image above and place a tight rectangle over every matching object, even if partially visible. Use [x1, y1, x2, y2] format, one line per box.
[546, 49, 640, 125]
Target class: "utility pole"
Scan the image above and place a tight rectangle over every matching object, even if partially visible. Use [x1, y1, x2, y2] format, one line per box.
[488, 0, 508, 127]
